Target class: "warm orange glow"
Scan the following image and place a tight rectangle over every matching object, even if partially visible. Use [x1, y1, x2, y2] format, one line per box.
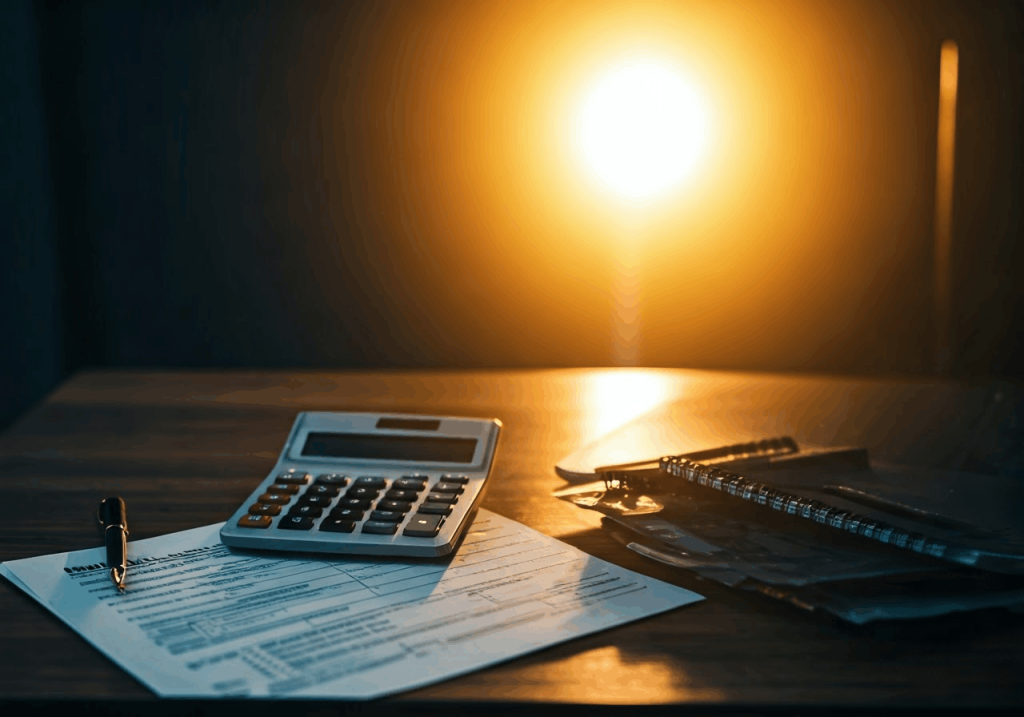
[321, 1, 933, 369]
[934, 40, 958, 372]
[577, 61, 709, 199]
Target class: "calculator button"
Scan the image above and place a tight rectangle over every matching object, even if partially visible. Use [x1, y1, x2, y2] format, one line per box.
[384, 489, 419, 502]
[417, 502, 453, 516]
[287, 504, 323, 518]
[441, 474, 470, 484]
[424, 492, 458, 504]
[305, 484, 341, 498]
[268, 483, 300, 494]
[354, 476, 388, 489]
[259, 493, 293, 505]
[337, 497, 373, 510]
[432, 482, 464, 494]
[403, 514, 444, 538]
[297, 494, 333, 508]
[345, 486, 381, 500]
[378, 499, 413, 513]
[248, 503, 282, 516]
[238, 514, 273, 528]
[370, 510, 405, 523]
[315, 474, 349, 486]
[393, 477, 427, 491]
[279, 516, 314, 530]
[362, 520, 399, 535]
[329, 507, 365, 521]
[276, 471, 310, 484]
[320, 518, 356, 533]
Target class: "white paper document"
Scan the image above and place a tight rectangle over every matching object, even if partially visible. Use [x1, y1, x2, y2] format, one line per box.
[1, 510, 702, 698]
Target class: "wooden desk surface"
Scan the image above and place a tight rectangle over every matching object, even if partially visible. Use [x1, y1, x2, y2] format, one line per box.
[1, 368, 1022, 713]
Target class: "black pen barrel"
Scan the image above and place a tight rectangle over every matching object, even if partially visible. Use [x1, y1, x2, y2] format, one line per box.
[99, 496, 127, 531]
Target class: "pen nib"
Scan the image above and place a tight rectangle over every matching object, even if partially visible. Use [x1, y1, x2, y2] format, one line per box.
[111, 567, 126, 593]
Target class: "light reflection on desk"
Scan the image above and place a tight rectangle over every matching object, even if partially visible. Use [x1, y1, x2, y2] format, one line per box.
[437, 643, 722, 704]
[573, 369, 693, 445]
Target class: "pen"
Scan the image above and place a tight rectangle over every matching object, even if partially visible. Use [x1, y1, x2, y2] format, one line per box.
[98, 497, 129, 593]
[594, 437, 801, 487]
[595, 438, 869, 490]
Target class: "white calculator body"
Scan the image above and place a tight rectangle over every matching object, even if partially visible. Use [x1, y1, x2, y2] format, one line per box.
[220, 412, 501, 557]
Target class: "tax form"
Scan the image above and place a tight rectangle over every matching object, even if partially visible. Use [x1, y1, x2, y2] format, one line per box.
[0, 510, 702, 698]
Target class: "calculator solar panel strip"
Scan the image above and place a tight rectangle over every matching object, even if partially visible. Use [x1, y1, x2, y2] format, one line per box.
[220, 412, 502, 558]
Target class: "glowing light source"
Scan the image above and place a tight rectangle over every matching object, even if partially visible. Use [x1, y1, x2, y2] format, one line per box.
[578, 61, 708, 199]
[933, 40, 958, 373]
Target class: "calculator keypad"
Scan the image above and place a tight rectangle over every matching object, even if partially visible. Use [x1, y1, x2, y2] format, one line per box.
[240, 473, 477, 541]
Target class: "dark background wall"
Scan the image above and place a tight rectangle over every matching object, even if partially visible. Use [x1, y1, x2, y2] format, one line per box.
[2, 0, 1023, 431]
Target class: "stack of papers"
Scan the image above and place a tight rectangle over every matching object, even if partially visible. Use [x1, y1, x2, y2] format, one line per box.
[1, 510, 702, 698]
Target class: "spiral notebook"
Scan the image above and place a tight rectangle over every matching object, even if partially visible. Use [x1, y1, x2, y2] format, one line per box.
[555, 439, 1024, 621]
[591, 441, 1024, 575]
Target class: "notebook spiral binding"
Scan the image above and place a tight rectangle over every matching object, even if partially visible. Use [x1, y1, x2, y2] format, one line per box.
[657, 456, 951, 560]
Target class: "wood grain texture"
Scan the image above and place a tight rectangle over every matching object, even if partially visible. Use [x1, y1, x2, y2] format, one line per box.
[1, 368, 1021, 712]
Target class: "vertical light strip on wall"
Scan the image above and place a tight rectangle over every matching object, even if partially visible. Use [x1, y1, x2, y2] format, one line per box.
[612, 245, 641, 366]
[933, 40, 958, 373]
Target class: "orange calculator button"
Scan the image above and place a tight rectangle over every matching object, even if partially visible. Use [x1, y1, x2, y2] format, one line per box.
[238, 514, 273, 528]
[248, 503, 281, 516]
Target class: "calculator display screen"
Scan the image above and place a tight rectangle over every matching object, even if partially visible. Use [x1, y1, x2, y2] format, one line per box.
[301, 432, 478, 463]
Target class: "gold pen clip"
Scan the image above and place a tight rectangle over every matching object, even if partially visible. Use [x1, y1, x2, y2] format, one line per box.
[98, 497, 129, 593]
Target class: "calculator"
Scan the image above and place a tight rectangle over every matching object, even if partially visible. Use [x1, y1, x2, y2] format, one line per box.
[220, 412, 502, 557]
